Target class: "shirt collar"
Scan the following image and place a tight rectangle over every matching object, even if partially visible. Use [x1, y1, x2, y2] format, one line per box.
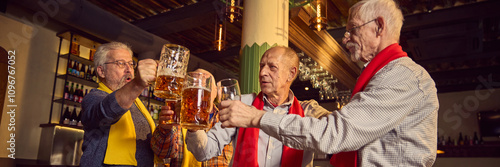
[262, 90, 295, 108]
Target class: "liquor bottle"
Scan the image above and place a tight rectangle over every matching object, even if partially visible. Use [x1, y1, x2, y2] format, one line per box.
[60, 105, 70, 124]
[69, 83, 75, 101]
[80, 63, 86, 78]
[447, 136, 453, 146]
[74, 84, 80, 102]
[74, 61, 80, 77]
[458, 132, 464, 146]
[86, 65, 92, 80]
[79, 85, 84, 101]
[67, 59, 73, 75]
[64, 82, 70, 100]
[70, 37, 80, 56]
[473, 132, 479, 145]
[89, 45, 96, 61]
[63, 106, 71, 125]
[70, 106, 78, 126]
[77, 108, 83, 127]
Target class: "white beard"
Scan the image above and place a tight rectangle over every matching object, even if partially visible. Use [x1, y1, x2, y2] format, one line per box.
[346, 42, 361, 62]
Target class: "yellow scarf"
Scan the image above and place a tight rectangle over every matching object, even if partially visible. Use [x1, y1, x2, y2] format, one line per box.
[98, 82, 156, 165]
[182, 128, 202, 167]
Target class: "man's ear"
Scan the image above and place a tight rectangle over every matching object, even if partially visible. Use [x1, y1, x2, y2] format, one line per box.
[288, 66, 297, 82]
[375, 17, 385, 36]
[97, 66, 106, 79]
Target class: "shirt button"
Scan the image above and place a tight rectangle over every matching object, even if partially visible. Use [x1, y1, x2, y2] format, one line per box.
[267, 156, 271, 159]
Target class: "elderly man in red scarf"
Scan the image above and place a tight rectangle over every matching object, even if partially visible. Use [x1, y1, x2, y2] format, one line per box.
[182, 46, 331, 167]
[215, 0, 439, 166]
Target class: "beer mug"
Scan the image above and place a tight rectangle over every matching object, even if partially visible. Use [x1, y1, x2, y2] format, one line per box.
[154, 44, 190, 100]
[180, 72, 213, 130]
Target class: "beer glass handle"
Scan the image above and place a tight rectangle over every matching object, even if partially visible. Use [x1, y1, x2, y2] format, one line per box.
[208, 105, 219, 128]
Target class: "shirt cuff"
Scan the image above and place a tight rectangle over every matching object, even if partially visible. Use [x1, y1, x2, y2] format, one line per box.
[260, 112, 286, 139]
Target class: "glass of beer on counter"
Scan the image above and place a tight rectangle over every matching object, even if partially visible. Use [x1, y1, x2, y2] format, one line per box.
[153, 44, 190, 100]
[180, 72, 212, 130]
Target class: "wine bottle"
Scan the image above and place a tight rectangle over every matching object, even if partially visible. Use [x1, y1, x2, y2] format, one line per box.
[60, 105, 70, 124]
[77, 108, 83, 127]
[75, 61, 80, 77]
[473, 132, 479, 145]
[69, 83, 75, 101]
[70, 106, 78, 126]
[80, 63, 86, 78]
[79, 85, 84, 103]
[63, 106, 71, 125]
[67, 59, 73, 75]
[74, 84, 80, 102]
[458, 132, 464, 146]
[64, 82, 70, 100]
[86, 65, 92, 80]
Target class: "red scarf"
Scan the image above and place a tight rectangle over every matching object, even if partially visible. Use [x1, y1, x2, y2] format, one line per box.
[233, 92, 305, 167]
[330, 43, 408, 167]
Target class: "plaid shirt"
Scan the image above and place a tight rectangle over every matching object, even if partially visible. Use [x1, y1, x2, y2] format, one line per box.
[151, 107, 233, 167]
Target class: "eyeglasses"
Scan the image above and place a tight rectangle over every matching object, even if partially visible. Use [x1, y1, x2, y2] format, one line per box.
[104, 60, 137, 69]
[343, 19, 376, 40]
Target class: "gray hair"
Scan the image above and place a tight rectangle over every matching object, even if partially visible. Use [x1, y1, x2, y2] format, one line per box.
[350, 0, 404, 41]
[93, 42, 133, 69]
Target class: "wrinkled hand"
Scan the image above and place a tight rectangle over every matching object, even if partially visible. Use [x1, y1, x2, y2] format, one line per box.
[158, 102, 181, 130]
[135, 59, 157, 88]
[218, 100, 265, 128]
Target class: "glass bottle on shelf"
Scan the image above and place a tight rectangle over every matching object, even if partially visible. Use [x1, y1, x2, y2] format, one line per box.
[86, 65, 92, 80]
[77, 108, 83, 127]
[69, 83, 75, 101]
[70, 106, 78, 126]
[458, 132, 464, 146]
[63, 105, 71, 125]
[79, 85, 84, 103]
[80, 64, 86, 79]
[473, 132, 479, 145]
[89, 45, 96, 61]
[67, 59, 73, 75]
[64, 82, 70, 100]
[60, 105, 70, 124]
[70, 37, 80, 56]
[74, 84, 80, 103]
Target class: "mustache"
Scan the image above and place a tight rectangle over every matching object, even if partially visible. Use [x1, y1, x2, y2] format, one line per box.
[346, 42, 359, 49]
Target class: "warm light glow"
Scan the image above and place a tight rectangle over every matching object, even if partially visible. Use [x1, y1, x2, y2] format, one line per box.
[305, 87, 310, 91]
[437, 150, 445, 154]
[218, 24, 223, 51]
[316, 4, 321, 17]
[309, 1, 327, 31]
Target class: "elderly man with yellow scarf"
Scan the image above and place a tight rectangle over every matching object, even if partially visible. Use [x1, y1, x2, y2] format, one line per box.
[80, 42, 161, 167]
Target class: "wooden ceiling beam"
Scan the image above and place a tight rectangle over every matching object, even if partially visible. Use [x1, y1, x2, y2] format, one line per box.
[289, 7, 360, 89]
[132, 0, 217, 36]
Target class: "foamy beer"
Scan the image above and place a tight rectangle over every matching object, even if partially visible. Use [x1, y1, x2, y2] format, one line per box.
[180, 72, 212, 130]
[154, 44, 190, 100]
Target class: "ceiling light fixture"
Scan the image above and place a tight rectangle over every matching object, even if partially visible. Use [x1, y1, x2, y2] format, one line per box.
[309, 0, 328, 31]
[214, 17, 226, 51]
[225, 0, 242, 23]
